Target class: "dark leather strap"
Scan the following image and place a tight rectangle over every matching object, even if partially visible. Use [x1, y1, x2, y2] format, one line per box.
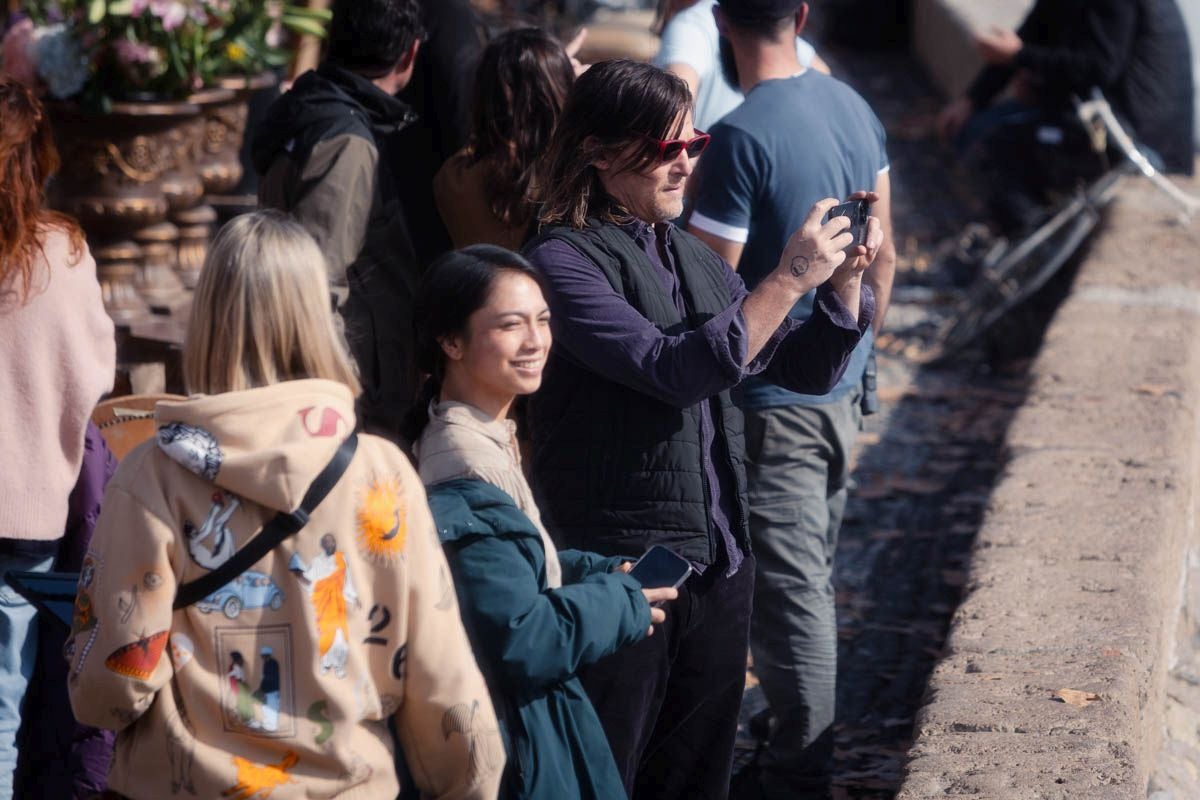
[174, 434, 359, 610]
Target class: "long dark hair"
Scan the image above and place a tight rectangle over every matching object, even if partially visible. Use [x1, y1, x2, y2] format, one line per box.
[402, 245, 547, 443]
[535, 59, 693, 230]
[469, 28, 574, 230]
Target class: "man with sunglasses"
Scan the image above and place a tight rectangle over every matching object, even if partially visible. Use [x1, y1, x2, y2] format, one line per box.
[523, 57, 884, 800]
[687, 2, 896, 798]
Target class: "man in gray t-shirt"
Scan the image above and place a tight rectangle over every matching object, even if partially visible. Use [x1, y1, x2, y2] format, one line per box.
[688, 1, 896, 796]
[655, 0, 827, 131]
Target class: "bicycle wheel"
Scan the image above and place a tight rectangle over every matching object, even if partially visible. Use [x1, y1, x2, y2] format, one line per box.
[931, 198, 1100, 362]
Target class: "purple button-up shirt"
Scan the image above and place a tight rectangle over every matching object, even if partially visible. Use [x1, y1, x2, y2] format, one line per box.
[527, 219, 873, 576]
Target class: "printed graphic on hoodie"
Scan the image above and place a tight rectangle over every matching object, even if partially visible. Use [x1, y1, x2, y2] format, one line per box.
[289, 534, 358, 679]
[442, 700, 506, 784]
[197, 570, 285, 619]
[105, 629, 170, 680]
[185, 491, 240, 570]
[170, 632, 195, 671]
[355, 476, 407, 563]
[223, 749, 298, 799]
[158, 422, 223, 480]
[298, 406, 347, 438]
[67, 554, 102, 668]
[215, 625, 295, 738]
[306, 700, 334, 746]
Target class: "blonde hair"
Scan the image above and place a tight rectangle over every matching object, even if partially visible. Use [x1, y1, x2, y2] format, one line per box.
[183, 210, 361, 396]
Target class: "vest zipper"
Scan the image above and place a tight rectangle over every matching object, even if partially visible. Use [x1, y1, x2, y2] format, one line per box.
[698, 416, 717, 563]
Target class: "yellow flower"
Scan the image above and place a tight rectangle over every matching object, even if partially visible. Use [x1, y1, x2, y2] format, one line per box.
[225, 42, 247, 62]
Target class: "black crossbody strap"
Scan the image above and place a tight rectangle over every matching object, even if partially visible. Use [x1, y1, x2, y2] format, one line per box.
[174, 433, 359, 610]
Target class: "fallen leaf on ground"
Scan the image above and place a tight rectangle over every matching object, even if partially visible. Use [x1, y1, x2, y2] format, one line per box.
[891, 476, 949, 495]
[1054, 688, 1101, 707]
[940, 569, 967, 587]
[855, 481, 893, 500]
[926, 459, 966, 475]
[1133, 383, 1178, 397]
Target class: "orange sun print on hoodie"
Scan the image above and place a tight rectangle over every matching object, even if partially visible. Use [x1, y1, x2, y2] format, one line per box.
[222, 750, 298, 799]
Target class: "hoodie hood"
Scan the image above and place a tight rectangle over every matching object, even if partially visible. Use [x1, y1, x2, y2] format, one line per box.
[251, 62, 416, 177]
[154, 379, 356, 514]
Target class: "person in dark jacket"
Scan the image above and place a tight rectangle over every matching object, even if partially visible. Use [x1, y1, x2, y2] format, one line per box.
[938, 0, 1195, 230]
[407, 246, 679, 800]
[523, 59, 881, 800]
[401, 0, 485, 168]
[253, 0, 449, 441]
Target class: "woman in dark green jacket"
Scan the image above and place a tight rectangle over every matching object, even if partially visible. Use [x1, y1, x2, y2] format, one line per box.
[405, 245, 678, 800]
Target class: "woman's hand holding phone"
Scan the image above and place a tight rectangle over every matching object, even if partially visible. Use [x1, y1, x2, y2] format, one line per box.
[641, 587, 678, 637]
[616, 548, 686, 635]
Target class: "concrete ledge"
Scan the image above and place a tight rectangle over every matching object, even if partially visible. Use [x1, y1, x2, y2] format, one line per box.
[897, 178, 1200, 798]
[912, 0, 1031, 98]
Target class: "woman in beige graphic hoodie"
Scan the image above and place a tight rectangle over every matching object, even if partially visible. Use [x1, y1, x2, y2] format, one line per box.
[67, 211, 504, 800]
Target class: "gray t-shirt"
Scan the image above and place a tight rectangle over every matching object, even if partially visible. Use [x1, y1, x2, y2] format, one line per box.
[654, 0, 817, 131]
[691, 70, 888, 408]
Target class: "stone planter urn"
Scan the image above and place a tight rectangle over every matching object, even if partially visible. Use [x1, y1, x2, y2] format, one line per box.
[48, 99, 201, 323]
[200, 73, 277, 196]
[172, 87, 237, 289]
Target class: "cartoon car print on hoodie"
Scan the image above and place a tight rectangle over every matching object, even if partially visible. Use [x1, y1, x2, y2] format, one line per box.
[196, 570, 285, 619]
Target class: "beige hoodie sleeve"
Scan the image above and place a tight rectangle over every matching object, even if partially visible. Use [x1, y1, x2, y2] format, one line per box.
[393, 474, 505, 800]
[67, 478, 178, 731]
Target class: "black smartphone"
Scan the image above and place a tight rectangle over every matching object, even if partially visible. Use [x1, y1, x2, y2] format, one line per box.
[628, 545, 693, 591]
[826, 198, 870, 248]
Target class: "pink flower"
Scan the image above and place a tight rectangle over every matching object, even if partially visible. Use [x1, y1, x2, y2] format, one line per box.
[114, 39, 157, 66]
[1, 18, 38, 88]
[149, 0, 188, 30]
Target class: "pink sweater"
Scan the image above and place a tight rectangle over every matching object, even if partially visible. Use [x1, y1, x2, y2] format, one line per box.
[0, 228, 115, 541]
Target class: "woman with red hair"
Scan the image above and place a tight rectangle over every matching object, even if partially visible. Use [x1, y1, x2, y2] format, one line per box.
[0, 75, 115, 799]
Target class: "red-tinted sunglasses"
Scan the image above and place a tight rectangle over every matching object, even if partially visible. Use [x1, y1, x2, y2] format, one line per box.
[643, 130, 711, 161]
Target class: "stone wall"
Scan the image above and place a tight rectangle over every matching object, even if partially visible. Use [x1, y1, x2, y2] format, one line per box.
[897, 177, 1200, 798]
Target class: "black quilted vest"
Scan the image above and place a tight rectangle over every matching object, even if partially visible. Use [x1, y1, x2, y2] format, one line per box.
[527, 221, 750, 565]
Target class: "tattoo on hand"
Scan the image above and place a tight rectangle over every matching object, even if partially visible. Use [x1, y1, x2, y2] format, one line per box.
[790, 255, 810, 278]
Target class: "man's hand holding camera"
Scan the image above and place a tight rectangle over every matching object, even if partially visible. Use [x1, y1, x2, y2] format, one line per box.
[773, 193, 882, 321]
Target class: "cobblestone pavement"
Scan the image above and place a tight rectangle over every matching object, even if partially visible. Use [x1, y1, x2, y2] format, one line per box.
[733, 23, 1079, 798]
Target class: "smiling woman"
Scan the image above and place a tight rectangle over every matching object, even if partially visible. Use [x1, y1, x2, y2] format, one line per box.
[408, 244, 677, 800]
[403, 245, 552, 445]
